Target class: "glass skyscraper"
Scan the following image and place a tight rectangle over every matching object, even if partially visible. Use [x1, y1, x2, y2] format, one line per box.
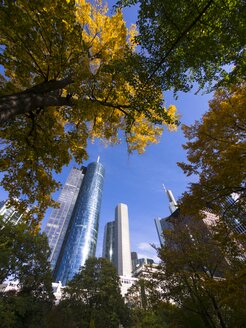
[102, 221, 115, 264]
[154, 216, 173, 246]
[44, 160, 105, 285]
[155, 188, 178, 246]
[44, 167, 85, 271]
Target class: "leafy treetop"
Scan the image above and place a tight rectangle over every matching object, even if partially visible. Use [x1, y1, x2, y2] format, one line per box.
[58, 257, 130, 328]
[0, 0, 178, 224]
[178, 84, 246, 225]
[0, 217, 54, 328]
[157, 214, 246, 328]
[117, 0, 246, 93]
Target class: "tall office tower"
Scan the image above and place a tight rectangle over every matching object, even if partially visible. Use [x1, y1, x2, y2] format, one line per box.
[131, 251, 138, 272]
[154, 216, 172, 246]
[223, 194, 246, 235]
[44, 167, 85, 271]
[155, 188, 178, 245]
[131, 252, 154, 273]
[54, 161, 105, 285]
[102, 203, 132, 276]
[102, 221, 115, 263]
[115, 203, 132, 276]
[0, 200, 25, 225]
[0, 200, 5, 209]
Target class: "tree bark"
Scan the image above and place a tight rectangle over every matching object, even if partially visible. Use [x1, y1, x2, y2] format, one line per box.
[0, 77, 74, 123]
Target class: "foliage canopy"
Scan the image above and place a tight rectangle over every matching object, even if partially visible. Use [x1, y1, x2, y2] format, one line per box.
[118, 0, 246, 93]
[178, 84, 246, 226]
[156, 214, 246, 328]
[0, 0, 178, 223]
[48, 257, 130, 328]
[0, 217, 54, 328]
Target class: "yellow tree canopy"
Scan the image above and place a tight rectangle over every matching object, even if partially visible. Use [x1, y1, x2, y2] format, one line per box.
[0, 0, 178, 224]
[178, 84, 246, 225]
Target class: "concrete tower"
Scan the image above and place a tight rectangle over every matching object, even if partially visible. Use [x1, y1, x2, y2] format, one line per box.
[115, 203, 132, 276]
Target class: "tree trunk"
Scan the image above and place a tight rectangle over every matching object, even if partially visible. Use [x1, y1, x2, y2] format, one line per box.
[0, 77, 74, 123]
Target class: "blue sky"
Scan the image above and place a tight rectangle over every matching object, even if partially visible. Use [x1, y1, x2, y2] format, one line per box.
[38, 89, 212, 262]
[0, 89, 212, 261]
[0, 1, 213, 262]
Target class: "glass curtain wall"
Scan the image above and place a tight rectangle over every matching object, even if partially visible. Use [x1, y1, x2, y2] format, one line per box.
[54, 161, 105, 285]
[44, 168, 84, 271]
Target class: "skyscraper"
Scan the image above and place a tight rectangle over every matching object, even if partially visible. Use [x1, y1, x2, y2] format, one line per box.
[0, 200, 25, 225]
[102, 221, 115, 263]
[44, 167, 85, 271]
[103, 203, 132, 276]
[154, 216, 172, 246]
[155, 187, 178, 246]
[115, 203, 132, 276]
[44, 160, 105, 285]
[131, 252, 154, 273]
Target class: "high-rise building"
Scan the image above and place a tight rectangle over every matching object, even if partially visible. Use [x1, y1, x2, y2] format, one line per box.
[131, 252, 138, 272]
[44, 167, 85, 271]
[155, 186, 245, 249]
[155, 187, 178, 246]
[103, 203, 132, 276]
[102, 221, 115, 263]
[44, 160, 105, 285]
[222, 195, 246, 235]
[154, 216, 172, 246]
[0, 200, 25, 225]
[131, 251, 154, 273]
[115, 203, 132, 276]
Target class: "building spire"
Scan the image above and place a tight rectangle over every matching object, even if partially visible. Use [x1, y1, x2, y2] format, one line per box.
[97, 156, 100, 163]
[163, 185, 178, 214]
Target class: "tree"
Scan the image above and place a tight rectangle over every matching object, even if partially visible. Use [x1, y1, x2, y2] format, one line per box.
[155, 213, 246, 328]
[126, 278, 172, 328]
[178, 84, 246, 227]
[0, 217, 54, 328]
[118, 0, 246, 93]
[126, 274, 205, 327]
[48, 257, 130, 328]
[0, 0, 178, 223]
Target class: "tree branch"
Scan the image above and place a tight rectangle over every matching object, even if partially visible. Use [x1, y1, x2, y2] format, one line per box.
[146, 0, 215, 83]
[89, 97, 131, 116]
[0, 77, 74, 123]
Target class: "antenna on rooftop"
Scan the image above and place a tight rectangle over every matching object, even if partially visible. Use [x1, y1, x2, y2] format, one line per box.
[97, 156, 100, 163]
[162, 184, 167, 193]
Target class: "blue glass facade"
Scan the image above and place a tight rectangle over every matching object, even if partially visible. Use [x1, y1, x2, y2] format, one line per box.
[44, 168, 84, 271]
[54, 161, 105, 285]
[102, 221, 115, 263]
[155, 216, 172, 246]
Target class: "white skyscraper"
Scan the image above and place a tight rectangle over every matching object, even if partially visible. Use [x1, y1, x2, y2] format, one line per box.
[102, 204, 137, 296]
[115, 203, 132, 276]
[102, 203, 132, 276]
